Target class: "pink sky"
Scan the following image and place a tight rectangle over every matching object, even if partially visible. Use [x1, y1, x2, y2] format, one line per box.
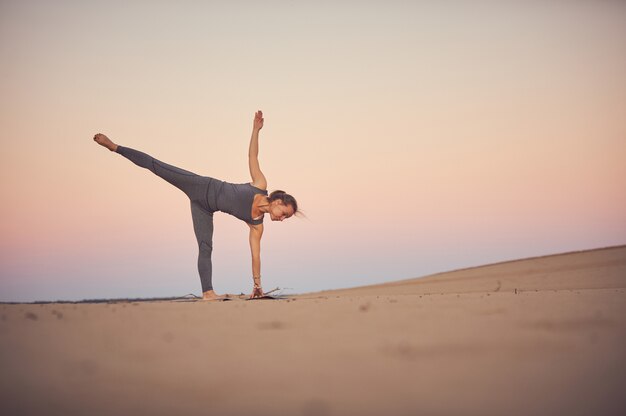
[1, 1, 625, 302]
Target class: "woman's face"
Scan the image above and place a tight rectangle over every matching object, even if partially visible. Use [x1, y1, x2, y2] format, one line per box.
[269, 200, 294, 222]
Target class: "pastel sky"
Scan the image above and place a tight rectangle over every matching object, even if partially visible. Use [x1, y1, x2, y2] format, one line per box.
[1, 0, 625, 302]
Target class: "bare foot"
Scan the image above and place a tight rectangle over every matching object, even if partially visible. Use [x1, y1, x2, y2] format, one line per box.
[93, 133, 118, 152]
[202, 290, 230, 301]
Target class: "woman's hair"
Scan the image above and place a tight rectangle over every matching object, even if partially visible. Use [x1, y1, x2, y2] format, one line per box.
[268, 190, 299, 216]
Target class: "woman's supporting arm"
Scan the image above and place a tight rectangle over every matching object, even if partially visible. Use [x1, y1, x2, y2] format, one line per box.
[248, 223, 264, 298]
[249, 110, 267, 190]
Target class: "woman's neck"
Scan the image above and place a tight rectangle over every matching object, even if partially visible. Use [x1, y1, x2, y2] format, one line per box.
[258, 196, 271, 213]
[254, 195, 271, 216]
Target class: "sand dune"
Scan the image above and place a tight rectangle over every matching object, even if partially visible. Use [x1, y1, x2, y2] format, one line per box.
[312, 245, 626, 296]
[1, 245, 624, 416]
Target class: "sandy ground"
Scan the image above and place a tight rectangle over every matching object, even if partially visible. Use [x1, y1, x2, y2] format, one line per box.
[1, 245, 625, 416]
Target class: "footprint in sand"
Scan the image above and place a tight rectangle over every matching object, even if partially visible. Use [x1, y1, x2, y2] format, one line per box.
[25, 312, 38, 321]
[257, 320, 286, 330]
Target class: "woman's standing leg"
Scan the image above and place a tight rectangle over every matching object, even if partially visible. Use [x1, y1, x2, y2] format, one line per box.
[190, 201, 215, 294]
[118, 147, 223, 298]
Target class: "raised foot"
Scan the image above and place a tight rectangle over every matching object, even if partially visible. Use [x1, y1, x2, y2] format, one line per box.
[93, 133, 118, 152]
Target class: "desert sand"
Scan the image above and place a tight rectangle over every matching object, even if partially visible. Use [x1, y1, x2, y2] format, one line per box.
[1, 245, 625, 416]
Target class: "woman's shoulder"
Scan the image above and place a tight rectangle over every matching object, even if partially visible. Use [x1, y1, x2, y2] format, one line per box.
[248, 182, 268, 193]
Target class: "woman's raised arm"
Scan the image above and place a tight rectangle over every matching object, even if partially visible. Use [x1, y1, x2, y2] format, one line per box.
[248, 110, 267, 190]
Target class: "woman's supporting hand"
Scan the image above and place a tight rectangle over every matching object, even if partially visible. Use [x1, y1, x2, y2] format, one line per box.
[250, 285, 264, 299]
[253, 110, 264, 131]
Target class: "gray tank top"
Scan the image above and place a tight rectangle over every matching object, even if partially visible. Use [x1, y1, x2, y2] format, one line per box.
[215, 181, 268, 225]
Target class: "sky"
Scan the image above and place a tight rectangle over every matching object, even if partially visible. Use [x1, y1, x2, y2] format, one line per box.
[1, 0, 624, 302]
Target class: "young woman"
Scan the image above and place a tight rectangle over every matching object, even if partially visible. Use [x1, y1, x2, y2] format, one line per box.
[93, 110, 298, 301]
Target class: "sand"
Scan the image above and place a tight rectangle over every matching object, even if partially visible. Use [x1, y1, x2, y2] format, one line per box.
[1, 245, 625, 416]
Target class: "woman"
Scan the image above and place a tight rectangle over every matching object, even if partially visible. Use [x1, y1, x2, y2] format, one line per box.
[93, 110, 298, 301]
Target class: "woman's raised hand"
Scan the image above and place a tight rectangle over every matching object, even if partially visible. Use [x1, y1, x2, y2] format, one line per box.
[253, 110, 264, 131]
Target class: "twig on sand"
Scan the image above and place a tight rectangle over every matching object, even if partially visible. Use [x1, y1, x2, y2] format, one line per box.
[226, 287, 284, 299]
[180, 293, 201, 299]
[264, 287, 281, 295]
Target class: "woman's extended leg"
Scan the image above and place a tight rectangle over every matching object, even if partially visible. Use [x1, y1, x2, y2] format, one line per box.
[115, 145, 207, 200]
[94, 134, 207, 199]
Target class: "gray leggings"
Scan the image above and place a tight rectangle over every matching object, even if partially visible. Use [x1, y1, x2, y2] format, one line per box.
[116, 145, 216, 292]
